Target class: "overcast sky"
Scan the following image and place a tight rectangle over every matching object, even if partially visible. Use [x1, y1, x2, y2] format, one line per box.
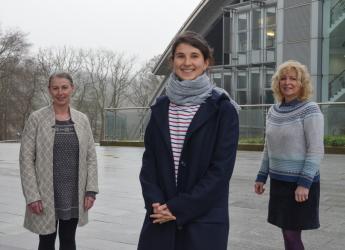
[0, 0, 201, 64]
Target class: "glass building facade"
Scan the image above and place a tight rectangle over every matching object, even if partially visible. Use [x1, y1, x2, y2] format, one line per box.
[209, 2, 277, 105]
[322, 0, 345, 102]
[103, 0, 345, 142]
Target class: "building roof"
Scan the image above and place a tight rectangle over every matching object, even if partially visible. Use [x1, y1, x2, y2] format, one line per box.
[153, 0, 238, 76]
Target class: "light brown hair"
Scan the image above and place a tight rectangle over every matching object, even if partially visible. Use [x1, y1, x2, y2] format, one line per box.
[48, 72, 74, 87]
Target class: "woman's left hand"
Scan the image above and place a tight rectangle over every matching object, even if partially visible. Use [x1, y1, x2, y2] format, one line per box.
[150, 203, 176, 224]
[295, 186, 309, 203]
[84, 196, 95, 210]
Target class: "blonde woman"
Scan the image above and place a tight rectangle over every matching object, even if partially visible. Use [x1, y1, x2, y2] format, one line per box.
[254, 60, 324, 250]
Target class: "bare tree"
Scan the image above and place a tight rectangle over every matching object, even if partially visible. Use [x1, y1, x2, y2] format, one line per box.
[128, 55, 163, 107]
[0, 28, 29, 79]
[109, 54, 136, 108]
[35, 47, 84, 105]
[14, 58, 42, 130]
[0, 27, 30, 140]
[0, 26, 141, 141]
[81, 49, 136, 140]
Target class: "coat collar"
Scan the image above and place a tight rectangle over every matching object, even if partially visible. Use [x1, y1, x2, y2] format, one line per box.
[48, 104, 77, 125]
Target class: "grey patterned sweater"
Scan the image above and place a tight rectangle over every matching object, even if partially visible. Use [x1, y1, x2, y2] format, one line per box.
[256, 100, 324, 188]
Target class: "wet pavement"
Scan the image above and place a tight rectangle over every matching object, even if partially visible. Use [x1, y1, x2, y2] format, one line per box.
[0, 143, 344, 250]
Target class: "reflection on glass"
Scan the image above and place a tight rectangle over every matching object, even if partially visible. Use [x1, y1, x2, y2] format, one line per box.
[251, 72, 261, 104]
[266, 49, 275, 62]
[252, 9, 262, 29]
[237, 72, 247, 89]
[252, 29, 261, 50]
[238, 32, 247, 52]
[224, 73, 232, 94]
[266, 7, 276, 26]
[238, 52, 247, 65]
[264, 90, 274, 104]
[265, 72, 273, 88]
[238, 13, 248, 31]
[212, 73, 222, 87]
[266, 27, 276, 48]
[237, 91, 247, 105]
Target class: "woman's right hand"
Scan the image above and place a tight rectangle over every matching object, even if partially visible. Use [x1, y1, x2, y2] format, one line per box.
[28, 200, 43, 215]
[150, 203, 176, 224]
[254, 182, 265, 195]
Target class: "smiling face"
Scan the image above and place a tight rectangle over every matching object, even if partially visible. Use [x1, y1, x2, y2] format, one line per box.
[48, 77, 74, 107]
[172, 43, 209, 81]
[279, 69, 301, 102]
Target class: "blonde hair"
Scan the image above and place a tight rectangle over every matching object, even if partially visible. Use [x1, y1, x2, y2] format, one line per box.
[271, 60, 313, 102]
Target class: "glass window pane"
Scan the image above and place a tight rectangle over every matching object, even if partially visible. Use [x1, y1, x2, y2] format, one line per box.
[252, 9, 262, 29]
[251, 72, 261, 104]
[252, 28, 261, 50]
[224, 73, 232, 94]
[264, 90, 274, 104]
[237, 91, 247, 105]
[266, 27, 276, 48]
[237, 72, 247, 89]
[251, 50, 261, 63]
[238, 13, 248, 31]
[266, 7, 276, 26]
[265, 71, 274, 88]
[212, 73, 222, 87]
[266, 48, 275, 62]
[238, 52, 247, 65]
[238, 32, 247, 52]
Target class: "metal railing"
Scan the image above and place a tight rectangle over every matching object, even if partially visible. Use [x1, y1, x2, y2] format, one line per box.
[329, 69, 345, 100]
[104, 102, 345, 142]
[330, 0, 345, 27]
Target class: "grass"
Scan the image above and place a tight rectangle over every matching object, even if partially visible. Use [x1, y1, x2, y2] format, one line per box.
[239, 137, 264, 144]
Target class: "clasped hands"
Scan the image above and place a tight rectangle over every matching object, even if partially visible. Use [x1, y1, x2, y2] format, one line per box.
[150, 203, 176, 224]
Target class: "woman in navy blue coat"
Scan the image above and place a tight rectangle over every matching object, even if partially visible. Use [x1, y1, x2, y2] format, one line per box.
[138, 31, 239, 250]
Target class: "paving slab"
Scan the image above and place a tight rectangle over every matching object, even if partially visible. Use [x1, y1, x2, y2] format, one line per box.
[0, 143, 344, 250]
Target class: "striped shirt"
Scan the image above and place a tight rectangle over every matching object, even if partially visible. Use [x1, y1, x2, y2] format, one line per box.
[168, 103, 200, 184]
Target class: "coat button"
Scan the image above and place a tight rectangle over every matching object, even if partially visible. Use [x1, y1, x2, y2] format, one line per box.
[177, 225, 183, 230]
[180, 161, 186, 167]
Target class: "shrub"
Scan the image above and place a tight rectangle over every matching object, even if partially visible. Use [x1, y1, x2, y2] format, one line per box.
[324, 135, 345, 147]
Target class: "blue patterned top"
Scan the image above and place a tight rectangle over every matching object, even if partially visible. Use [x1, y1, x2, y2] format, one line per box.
[256, 100, 324, 188]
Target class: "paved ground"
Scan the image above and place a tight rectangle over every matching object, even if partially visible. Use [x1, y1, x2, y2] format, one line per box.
[0, 143, 344, 250]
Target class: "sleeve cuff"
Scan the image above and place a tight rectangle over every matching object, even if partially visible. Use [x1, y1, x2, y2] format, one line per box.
[256, 173, 268, 183]
[85, 191, 97, 199]
[296, 177, 313, 189]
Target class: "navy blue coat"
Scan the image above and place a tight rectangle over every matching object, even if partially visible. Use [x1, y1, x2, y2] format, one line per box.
[138, 90, 239, 250]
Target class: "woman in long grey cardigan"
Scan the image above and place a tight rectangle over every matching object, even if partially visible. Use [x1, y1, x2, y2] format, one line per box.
[20, 72, 98, 250]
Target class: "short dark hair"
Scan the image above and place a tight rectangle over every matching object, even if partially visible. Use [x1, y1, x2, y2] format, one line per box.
[48, 72, 74, 87]
[170, 31, 214, 66]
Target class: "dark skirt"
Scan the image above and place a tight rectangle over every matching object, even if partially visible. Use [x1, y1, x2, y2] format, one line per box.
[268, 178, 320, 230]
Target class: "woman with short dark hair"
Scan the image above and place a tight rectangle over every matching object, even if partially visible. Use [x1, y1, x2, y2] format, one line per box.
[138, 31, 239, 250]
